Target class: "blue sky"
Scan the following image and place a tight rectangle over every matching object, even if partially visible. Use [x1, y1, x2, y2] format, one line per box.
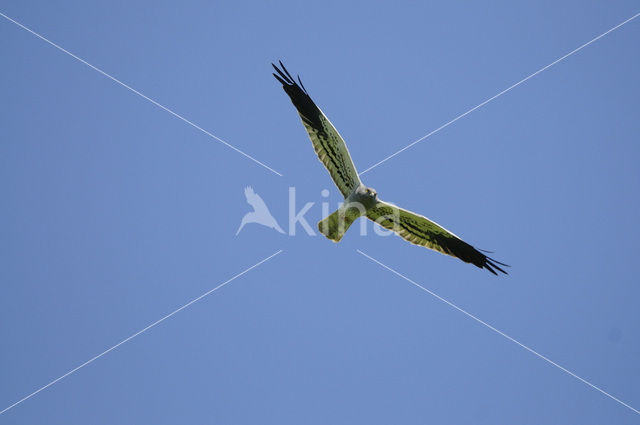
[1, 1, 639, 423]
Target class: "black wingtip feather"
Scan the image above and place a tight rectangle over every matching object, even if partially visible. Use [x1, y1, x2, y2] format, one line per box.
[297, 75, 307, 92]
[272, 63, 293, 85]
[272, 73, 288, 86]
[279, 60, 295, 82]
[271, 61, 321, 128]
[491, 258, 510, 267]
[485, 256, 508, 275]
[484, 262, 498, 276]
[272, 61, 309, 94]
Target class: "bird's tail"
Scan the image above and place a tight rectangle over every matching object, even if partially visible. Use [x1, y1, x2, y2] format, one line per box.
[317, 202, 366, 242]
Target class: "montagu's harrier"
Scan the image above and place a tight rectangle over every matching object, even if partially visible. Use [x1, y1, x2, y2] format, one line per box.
[273, 61, 507, 275]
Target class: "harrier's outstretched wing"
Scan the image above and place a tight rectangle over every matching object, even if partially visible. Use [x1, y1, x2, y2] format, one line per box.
[367, 201, 508, 275]
[273, 61, 361, 198]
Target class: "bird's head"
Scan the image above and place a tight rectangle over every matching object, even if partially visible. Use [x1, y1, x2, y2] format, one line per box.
[364, 187, 378, 200]
[352, 185, 378, 209]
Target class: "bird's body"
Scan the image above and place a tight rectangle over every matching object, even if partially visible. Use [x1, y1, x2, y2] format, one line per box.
[317, 184, 376, 241]
[273, 62, 507, 275]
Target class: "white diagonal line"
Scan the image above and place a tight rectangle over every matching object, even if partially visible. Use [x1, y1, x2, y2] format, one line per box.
[0, 11, 283, 177]
[356, 249, 639, 415]
[359, 12, 640, 176]
[0, 250, 283, 415]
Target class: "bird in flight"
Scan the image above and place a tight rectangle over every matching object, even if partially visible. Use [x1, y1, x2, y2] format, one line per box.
[273, 61, 507, 275]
